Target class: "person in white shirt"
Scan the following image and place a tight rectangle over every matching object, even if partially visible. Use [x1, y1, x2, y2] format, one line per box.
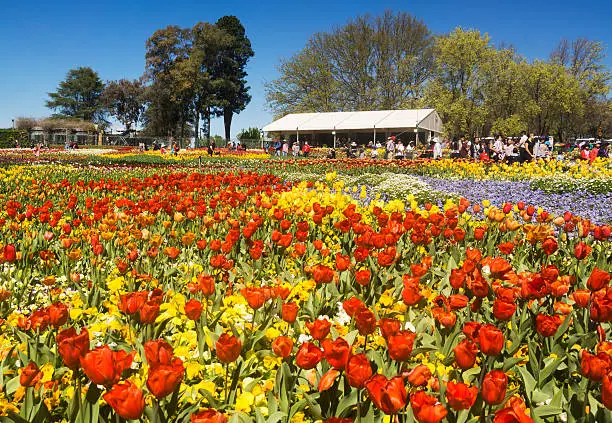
[505, 139, 519, 164]
[492, 136, 505, 161]
[395, 141, 405, 159]
[385, 137, 395, 159]
[433, 138, 442, 159]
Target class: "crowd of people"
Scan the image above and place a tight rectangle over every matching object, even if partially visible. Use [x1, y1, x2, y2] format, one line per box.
[267, 131, 609, 163]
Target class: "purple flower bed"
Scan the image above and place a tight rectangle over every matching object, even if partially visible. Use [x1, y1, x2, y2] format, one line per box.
[419, 176, 612, 225]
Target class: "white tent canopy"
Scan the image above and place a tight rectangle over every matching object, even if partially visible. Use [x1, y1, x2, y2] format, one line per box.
[263, 109, 443, 134]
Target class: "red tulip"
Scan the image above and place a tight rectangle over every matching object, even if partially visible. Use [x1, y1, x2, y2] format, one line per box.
[591, 288, 612, 322]
[406, 364, 431, 387]
[81, 346, 135, 387]
[197, 273, 216, 296]
[147, 356, 185, 398]
[312, 264, 335, 284]
[493, 299, 517, 321]
[335, 253, 351, 271]
[572, 289, 591, 308]
[346, 353, 372, 388]
[482, 370, 508, 405]
[295, 342, 323, 370]
[321, 337, 350, 370]
[387, 330, 416, 362]
[364, 374, 407, 415]
[580, 350, 611, 382]
[57, 327, 90, 370]
[541, 237, 558, 255]
[103, 380, 145, 420]
[342, 297, 365, 317]
[190, 409, 228, 423]
[281, 302, 299, 323]
[574, 242, 592, 260]
[603, 373, 612, 410]
[144, 339, 175, 367]
[185, 299, 203, 321]
[410, 390, 448, 423]
[355, 308, 377, 335]
[20, 362, 42, 387]
[453, 339, 478, 369]
[493, 396, 534, 422]
[445, 381, 478, 411]
[271, 336, 293, 358]
[479, 324, 504, 356]
[215, 333, 242, 363]
[318, 369, 340, 392]
[48, 302, 69, 327]
[378, 318, 401, 339]
[3, 244, 16, 263]
[241, 287, 266, 310]
[306, 319, 331, 340]
[402, 278, 423, 306]
[535, 314, 562, 338]
[354, 269, 371, 286]
[139, 300, 160, 324]
[587, 267, 611, 291]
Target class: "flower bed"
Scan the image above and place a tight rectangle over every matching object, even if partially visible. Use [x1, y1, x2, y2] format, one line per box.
[0, 158, 611, 423]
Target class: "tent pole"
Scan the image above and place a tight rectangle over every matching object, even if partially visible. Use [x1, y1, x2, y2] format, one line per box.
[333, 126, 336, 149]
[374, 126, 376, 145]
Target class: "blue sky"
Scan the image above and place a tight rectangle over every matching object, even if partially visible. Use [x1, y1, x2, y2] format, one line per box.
[0, 0, 610, 137]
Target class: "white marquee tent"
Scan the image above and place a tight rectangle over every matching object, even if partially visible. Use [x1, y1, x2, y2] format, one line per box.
[262, 109, 443, 146]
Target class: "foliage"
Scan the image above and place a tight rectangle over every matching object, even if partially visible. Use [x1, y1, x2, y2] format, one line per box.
[237, 127, 261, 141]
[143, 17, 254, 140]
[46, 67, 106, 123]
[215, 16, 254, 141]
[0, 129, 28, 148]
[101, 79, 145, 131]
[265, 11, 433, 116]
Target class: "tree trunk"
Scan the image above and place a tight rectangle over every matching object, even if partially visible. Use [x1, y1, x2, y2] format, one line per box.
[224, 108, 233, 143]
[194, 108, 200, 148]
[207, 107, 211, 144]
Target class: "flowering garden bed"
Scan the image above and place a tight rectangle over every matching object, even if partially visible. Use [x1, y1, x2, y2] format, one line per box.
[0, 156, 611, 423]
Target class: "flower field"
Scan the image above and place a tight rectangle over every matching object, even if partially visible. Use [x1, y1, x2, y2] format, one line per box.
[0, 155, 611, 423]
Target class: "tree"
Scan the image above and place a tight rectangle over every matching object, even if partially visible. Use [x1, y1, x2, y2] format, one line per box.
[236, 127, 260, 141]
[520, 61, 583, 138]
[143, 26, 192, 138]
[265, 45, 339, 118]
[46, 67, 106, 122]
[215, 16, 254, 142]
[102, 79, 145, 131]
[550, 38, 611, 138]
[265, 11, 433, 116]
[424, 28, 493, 137]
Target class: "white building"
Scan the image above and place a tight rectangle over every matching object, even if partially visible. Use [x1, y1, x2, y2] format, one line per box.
[262, 109, 443, 147]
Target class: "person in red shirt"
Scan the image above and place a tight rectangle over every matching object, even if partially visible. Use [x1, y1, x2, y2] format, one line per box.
[589, 142, 600, 163]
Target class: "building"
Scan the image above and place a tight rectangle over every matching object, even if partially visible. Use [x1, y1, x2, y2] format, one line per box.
[262, 109, 443, 147]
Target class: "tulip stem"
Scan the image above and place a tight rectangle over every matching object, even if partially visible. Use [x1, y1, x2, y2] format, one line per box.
[356, 389, 361, 423]
[224, 362, 230, 407]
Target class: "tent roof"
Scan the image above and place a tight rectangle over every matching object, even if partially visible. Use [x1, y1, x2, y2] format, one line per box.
[263, 109, 439, 132]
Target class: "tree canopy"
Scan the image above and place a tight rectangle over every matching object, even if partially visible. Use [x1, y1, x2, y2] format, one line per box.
[266, 12, 611, 140]
[143, 17, 253, 142]
[46, 67, 106, 123]
[101, 79, 145, 131]
[265, 11, 433, 118]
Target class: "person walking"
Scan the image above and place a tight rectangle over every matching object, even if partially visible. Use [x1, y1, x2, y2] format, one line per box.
[492, 135, 505, 161]
[282, 140, 289, 157]
[433, 138, 442, 159]
[385, 137, 395, 160]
